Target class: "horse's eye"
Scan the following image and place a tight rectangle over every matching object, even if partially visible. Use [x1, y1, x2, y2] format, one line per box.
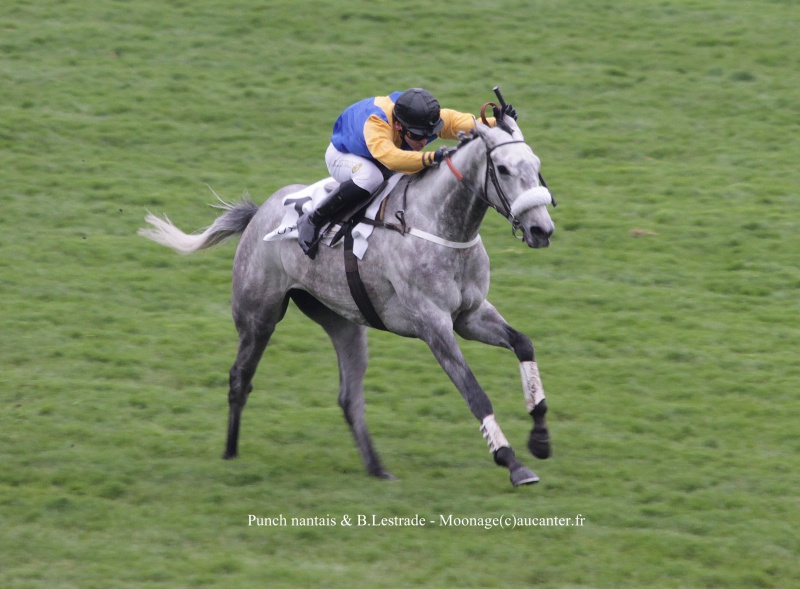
[497, 165, 510, 175]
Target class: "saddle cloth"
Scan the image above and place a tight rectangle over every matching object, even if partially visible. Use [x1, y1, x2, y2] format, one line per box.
[263, 174, 403, 260]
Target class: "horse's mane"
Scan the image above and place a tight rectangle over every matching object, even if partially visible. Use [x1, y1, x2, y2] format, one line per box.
[411, 129, 482, 182]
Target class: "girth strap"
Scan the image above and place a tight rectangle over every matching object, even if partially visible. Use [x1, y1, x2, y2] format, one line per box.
[343, 230, 388, 331]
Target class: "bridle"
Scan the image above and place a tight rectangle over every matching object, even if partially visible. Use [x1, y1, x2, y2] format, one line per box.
[443, 104, 556, 238]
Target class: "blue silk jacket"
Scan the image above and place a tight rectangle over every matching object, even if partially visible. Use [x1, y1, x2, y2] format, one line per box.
[331, 92, 494, 173]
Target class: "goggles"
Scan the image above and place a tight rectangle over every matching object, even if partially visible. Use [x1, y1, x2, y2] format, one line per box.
[403, 128, 434, 142]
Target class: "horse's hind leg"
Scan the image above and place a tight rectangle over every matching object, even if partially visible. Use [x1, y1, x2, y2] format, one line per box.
[454, 300, 552, 460]
[224, 295, 289, 460]
[291, 291, 392, 479]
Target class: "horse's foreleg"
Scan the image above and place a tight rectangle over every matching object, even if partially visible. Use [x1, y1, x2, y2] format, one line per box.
[454, 301, 551, 460]
[291, 291, 392, 479]
[420, 318, 538, 486]
[519, 361, 551, 459]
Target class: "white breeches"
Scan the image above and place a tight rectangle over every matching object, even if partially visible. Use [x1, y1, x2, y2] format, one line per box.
[325, 143, 386, 193]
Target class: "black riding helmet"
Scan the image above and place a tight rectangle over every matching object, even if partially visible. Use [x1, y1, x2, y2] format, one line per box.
[393, 88, 445, 138]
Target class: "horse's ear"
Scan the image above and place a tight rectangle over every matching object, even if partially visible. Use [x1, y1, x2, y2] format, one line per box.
[504, 117, 524, 139]
[474, 121, 491, 139]
[476, 117, 524, 141]
[475, 119, 492, 141]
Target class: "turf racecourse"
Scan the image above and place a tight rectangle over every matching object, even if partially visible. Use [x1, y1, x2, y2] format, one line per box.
[2, 0, 798, 587]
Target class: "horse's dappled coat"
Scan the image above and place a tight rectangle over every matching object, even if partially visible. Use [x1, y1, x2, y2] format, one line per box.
[139, 118, 555, 486]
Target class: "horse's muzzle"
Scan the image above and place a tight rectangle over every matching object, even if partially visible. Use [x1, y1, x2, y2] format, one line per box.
[523, 225, 553, 248]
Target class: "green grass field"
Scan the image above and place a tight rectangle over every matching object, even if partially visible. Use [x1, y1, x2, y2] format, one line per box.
[2, 0, 798, 587]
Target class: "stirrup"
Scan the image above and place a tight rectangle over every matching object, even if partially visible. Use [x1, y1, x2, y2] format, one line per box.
[296, 180, 370, 260]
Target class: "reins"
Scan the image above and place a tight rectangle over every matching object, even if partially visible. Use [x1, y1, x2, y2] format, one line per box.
[441, 102, 557, 238]
[443, 103, 543, 238]
[354, 102, 554, 246]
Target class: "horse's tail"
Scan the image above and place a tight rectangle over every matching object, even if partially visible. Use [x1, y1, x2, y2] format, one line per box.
[138, 194, 260, 255]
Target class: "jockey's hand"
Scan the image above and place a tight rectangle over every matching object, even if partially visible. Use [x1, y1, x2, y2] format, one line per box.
[433, 148, 456, 164]
[494, 103, 518, 121]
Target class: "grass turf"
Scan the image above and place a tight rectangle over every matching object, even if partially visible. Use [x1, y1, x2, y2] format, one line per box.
[1, 0, 798, 587]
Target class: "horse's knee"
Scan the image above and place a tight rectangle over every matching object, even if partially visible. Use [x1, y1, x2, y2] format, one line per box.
[505, 326, 534, 362]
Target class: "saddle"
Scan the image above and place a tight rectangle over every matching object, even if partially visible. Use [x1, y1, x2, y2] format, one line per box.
[263, 174, 404, 260]
[263, 175, 408, 331]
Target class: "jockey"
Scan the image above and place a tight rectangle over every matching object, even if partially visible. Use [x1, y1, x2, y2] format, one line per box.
[296, 88, 517, 258]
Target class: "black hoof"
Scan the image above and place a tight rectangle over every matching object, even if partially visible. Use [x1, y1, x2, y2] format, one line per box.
[495, 447, 539, 486]
[510, 465, 540, 486]
[222, 451, 238, 460]
[528, 429, 552, 459]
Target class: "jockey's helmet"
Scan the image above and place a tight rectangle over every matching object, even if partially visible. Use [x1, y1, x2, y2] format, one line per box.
[393, 88, 445, 138]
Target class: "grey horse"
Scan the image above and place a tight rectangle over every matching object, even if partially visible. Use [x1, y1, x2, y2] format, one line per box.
[139, 117, 555, 486]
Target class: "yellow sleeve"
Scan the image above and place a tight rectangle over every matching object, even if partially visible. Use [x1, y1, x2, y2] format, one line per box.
[438, 109, 496, 140]
[363, 115, 434, 173]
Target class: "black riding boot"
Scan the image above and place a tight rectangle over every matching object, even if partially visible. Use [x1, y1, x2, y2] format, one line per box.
[296, 180, 371, 259]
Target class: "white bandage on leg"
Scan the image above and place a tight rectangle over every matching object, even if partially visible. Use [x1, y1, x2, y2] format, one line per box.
[520, 361, 546, 413]
[480, 414, 510, 453]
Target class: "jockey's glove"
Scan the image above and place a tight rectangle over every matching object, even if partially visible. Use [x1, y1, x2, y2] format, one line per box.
[433, 148, 457, 164]
[493, 103, 518, 121]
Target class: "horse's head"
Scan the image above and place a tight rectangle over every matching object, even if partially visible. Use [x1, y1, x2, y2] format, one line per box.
[474, 119, 555, 248]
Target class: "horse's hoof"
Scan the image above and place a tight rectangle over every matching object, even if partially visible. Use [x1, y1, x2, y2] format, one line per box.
[222, 451, 238, 460]
[370, 469, 398, 481]
[528, 430, 552, 459]
[510, 465, 539, 486]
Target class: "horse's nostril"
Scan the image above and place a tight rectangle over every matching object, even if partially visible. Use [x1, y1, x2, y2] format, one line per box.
[529, 226, 553, 239]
